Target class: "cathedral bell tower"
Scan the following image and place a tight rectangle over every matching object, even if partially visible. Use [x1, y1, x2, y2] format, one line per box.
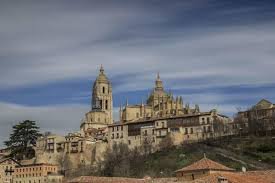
[91, 65, 113, 124]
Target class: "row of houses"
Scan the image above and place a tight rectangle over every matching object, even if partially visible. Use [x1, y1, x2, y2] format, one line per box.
[107, 109, 231, 149]
[34, 108, 232, 160]
[0, 157, 62, 183]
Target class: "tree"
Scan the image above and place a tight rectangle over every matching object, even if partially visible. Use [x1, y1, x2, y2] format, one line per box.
[100, 143, 131, 177]
[212, 117, 225, 138]
[142, 137, 153, 156]
[5, 120, 41, 160]
[98, 143, 147, 177]
[158, 135, 173, 152]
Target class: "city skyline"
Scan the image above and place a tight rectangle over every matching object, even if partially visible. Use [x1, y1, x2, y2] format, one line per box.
[1, 0, 275, 147]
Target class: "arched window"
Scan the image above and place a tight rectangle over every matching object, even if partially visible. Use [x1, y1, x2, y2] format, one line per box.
[105, 100, 108, 110]
[102, 87, 105, 94]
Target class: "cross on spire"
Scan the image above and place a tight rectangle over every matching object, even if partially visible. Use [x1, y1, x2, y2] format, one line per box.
[157, 72, 160, 80]
[100, 64, 104, 73]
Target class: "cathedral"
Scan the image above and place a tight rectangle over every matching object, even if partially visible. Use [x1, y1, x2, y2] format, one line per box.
[81, 65, 201, 132]
[35, 65, 231, 170]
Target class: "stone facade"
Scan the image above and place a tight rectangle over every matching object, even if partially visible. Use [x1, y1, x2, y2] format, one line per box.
[235, 99, 275, 134]
[13, 163, 62, 183]
[108, 110, 231, 149]
[0, 158, 20, 183]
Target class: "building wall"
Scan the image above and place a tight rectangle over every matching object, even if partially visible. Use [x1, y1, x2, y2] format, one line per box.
[176, 170, 210, 181]
[13, 164, 58, 183]
[108, 111, 231, 150]
[0, 159, 18, 183]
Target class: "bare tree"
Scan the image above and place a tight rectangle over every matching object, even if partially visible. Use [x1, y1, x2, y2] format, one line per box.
[142, 137, 153, 155]
[158, 135, 173, 151]
[212, 117, 225, 138]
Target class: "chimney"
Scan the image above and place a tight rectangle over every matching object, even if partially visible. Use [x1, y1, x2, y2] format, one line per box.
[242, 166, 246, 173]
[218, 176, 228, 183]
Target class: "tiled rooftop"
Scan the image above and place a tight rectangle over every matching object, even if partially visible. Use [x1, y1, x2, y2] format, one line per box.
[67, 171, 275, 183]
[175, 156, 235, 173]
[190, 170, 275, 183]
[69, 176, 146, 183]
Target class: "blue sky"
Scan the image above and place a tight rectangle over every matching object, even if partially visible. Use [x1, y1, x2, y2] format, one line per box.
[1, 0, 275, 147]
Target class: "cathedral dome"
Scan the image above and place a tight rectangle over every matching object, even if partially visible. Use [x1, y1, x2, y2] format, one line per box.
[146, 73, 169, 104]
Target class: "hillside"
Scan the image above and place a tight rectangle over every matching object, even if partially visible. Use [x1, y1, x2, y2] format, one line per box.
[67, 136, 275, 179]
[127, 136, 275, 178]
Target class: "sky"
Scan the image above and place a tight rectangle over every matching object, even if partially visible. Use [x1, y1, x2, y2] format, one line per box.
[1, 0, 275, 147]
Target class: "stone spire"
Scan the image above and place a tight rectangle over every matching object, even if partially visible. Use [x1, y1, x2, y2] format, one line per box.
[195, 104, 200, 113]
[126, 98, 129, 106]
[119, 103, 123, 121]
[155, 72, 164, 91]
[179, 96, 183, 107]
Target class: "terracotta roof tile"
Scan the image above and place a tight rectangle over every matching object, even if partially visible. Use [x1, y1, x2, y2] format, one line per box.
[175, 157, 235, 173]
[67, 171, 275, 183]
[191, 170, 275, 183]
[68, 176, 146, 183]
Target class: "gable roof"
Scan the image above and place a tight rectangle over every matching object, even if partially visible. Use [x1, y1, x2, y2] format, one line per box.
[190, 170, 275, 183]
[175, 157, 234, 173]
[0, 157, 21, 166]
[254, 99, 273, 109]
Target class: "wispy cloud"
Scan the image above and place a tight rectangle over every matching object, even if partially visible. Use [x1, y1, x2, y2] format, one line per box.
[1, 0, 275, 146]
[0, 1, 275, 90]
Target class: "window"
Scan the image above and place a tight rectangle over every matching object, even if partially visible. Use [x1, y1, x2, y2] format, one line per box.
[170, 127, 179, 132]
[162, 122, 165, 128]
[121, 126, 123, 131]
[116, 133, 119, 139]
[185, 128, 188, 134]
[128, 140, 131, 145]
[111, 134, 114, 139]
[144, 130, 148, 136]
[190, 128, 193, 134]
[105, 100, 108, 110]
[102, 87, 105, 94]
[207, 117, 210, 124]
